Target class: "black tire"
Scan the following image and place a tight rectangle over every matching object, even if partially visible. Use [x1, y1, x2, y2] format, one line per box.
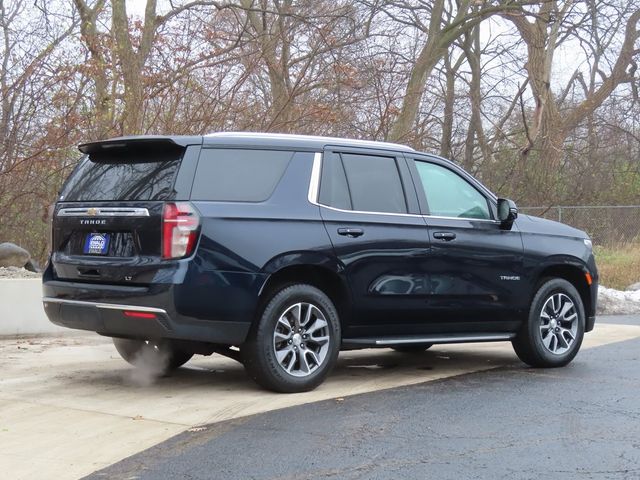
[112, 338, 193, 373]
[512, 278, 585, 368]
[241, 284, 341, 393]
[391, 343, 433, 353]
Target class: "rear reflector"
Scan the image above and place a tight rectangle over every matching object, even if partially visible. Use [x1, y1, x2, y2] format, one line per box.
[123, 311, 157, 319]
[162, 202, 200, 259]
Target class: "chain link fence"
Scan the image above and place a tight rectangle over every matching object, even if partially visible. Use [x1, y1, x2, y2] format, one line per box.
[519, 206, 640, 246]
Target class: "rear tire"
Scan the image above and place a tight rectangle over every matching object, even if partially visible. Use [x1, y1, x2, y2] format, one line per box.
[512, 278, 585, 368]
[112, 338, 193, 373]
[241, 284, 341, 393]
[391, 344, 433, 353]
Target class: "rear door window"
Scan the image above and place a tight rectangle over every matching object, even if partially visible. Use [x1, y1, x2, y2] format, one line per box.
[60, 153, 181, 201]
[191, 149, 293, 202]
[319, 152, 407, 214]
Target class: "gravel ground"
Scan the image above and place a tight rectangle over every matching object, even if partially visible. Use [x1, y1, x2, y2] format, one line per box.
[0, 266, 41, 278]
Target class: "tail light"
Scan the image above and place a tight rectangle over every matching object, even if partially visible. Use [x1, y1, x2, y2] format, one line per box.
[162, 202, 200, 259]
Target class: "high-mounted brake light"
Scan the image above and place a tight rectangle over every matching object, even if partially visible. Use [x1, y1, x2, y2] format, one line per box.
[162, 202, 200, 259]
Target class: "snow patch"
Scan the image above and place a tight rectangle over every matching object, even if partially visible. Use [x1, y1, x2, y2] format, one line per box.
[597, 286, 640, 315]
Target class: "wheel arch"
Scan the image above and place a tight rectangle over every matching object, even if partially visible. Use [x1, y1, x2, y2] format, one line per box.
[257, 253, 351, 329]
[534, 260, 593, 318]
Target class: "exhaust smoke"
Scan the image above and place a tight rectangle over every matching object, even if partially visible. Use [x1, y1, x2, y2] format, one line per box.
[125, 342, 170, 387]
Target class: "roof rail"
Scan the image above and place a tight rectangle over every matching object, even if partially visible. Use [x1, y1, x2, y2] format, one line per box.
[205, 131, 414, 152]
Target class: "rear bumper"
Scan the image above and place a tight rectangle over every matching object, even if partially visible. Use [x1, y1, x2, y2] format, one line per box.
[42, 296, 250, 344]
[42, 264, 262, 345]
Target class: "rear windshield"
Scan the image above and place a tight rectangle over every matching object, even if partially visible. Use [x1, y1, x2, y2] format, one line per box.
[60, 153, 181, 201]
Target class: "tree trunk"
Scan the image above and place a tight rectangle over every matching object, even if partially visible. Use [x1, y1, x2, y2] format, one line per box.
[241, 0, 293, 133]
[440, 54, 456, 159]
[73, 0, 111, 138]
[388, 40, 441, 143]
[463, 25, 489, 171]
[111, 0, 146, 134]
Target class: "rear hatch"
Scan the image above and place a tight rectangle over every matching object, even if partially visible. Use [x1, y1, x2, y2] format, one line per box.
[51, 136, 201, 284]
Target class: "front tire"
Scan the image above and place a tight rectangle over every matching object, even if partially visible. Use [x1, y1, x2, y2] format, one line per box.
[512, 278, 585, 368]
[112, 338, 193, 374]
[242, 284, 341, 393]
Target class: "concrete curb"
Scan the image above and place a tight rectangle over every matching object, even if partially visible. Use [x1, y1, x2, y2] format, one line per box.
[0, 278, 65, 335]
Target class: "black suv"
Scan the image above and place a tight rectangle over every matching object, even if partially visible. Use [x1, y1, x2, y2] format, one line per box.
[43, 133, 598, 392]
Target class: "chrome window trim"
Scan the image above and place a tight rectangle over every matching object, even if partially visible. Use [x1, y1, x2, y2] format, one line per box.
[307, 152, 322, 204]
[57, 207, 150, 217]
[319, 203, 424, 218]
[308, 152, 499, 221]
[43, 297, 166, 314]
[423, 214, 500, 224]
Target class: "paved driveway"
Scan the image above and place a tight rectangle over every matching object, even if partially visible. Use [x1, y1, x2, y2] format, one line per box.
[1, 319, 638, 479]
[94, 316, 640, 480]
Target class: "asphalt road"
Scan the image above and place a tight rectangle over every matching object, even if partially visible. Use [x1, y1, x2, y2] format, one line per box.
[90, 315, 640, 480]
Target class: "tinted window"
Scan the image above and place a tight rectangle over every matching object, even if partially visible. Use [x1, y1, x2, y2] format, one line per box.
[414, 161, 490, 219]
[60, 154, 181, 201]
[319, 152, 351, 210]
[191, 149, 293, 202]
[340, 153, 406, 214]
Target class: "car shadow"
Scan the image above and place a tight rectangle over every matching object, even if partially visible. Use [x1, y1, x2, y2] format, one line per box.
[57, 344, 519, 394]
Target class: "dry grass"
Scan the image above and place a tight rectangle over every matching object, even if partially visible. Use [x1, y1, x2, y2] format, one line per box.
[594, 243, 640, 290]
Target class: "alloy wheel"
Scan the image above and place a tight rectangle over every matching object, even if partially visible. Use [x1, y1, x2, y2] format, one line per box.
[539, 293, 578, 355]
[272, 302, 331, 377]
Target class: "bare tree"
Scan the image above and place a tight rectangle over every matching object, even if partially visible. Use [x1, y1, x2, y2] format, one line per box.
[74, 0, 229, 136]
[0, 0, 78, 258]
[501, 1, 640, 201]
[382, 0, 534, 143]
[234, 0, 374, 132]
[72, 0, 110, 138]
[3, 0, 640, 261]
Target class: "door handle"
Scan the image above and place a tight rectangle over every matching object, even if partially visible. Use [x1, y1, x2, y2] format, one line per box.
[337, 228, 364, 238]
[433, 231, 456, 241]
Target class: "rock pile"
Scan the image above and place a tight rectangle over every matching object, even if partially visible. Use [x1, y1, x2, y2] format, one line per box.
[0, 242, 38, 272]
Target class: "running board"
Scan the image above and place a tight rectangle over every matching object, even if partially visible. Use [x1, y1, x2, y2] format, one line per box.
[342, 333, 515, 348]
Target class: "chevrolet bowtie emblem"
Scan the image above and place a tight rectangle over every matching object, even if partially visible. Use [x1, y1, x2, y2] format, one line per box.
[86, 208, 99, 216]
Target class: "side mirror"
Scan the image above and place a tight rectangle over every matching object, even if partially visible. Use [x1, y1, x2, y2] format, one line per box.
[497, 198, 518, 230]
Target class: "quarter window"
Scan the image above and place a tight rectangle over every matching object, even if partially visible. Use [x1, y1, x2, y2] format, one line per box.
[319, 152, 407, 214]
[191, 149, 293, 202]
[413, 161, 491, 220]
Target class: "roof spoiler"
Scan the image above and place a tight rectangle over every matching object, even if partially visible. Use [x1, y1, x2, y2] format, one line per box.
[78, 136, 202, 156]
